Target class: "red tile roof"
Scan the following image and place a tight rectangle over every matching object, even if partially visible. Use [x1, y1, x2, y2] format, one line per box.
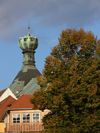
[0, 96, 16, 121]
[9, 95, 33, 109]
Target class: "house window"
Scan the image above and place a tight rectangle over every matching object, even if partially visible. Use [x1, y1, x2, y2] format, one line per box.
[22, 113, 30, 123]
[12, 113, 20, 123]
[32, 113, 40, 122]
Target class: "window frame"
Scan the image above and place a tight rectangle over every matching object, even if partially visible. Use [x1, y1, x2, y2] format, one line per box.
[32, 113, 40, 122]
[22, 113, 30, 123]
[12, 113, 20, 123]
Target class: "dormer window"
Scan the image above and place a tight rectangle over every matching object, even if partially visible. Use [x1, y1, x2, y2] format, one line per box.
[8, 104, 12, 107]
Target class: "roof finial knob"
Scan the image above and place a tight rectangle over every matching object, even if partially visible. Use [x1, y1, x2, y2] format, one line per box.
[28, 22, 30, 35]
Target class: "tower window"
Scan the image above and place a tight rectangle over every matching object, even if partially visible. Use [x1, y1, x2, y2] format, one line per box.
[24, 38, 27, 41]
[30, 38, 33, 41]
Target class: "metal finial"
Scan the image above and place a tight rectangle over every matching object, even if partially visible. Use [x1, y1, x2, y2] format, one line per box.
[28, 22, 30, 35]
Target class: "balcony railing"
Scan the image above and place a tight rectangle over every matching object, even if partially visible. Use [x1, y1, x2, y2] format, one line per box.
[6, 122, 44, 132]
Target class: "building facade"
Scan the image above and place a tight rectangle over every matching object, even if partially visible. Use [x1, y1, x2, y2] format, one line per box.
[3, 95, 50, 132]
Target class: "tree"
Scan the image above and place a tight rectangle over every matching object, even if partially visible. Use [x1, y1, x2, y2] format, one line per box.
[30, 28, 100, 133]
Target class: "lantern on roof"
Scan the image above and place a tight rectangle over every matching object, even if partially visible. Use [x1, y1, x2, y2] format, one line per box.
[18, 26, 39, 65]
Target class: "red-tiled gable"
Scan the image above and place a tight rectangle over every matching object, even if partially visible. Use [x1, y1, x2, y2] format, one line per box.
[0, 96, 16, 121]
[9, 95, 33, 109]
[0, 88, 7, 96]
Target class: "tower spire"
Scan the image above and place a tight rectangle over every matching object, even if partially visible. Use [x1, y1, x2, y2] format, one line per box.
[28, 22, 30, 35]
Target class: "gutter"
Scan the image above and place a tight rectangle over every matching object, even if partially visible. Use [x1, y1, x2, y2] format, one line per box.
[8, 108, 33, 111]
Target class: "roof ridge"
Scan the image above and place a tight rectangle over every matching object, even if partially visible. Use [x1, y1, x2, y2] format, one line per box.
[0, 88, 7, 96]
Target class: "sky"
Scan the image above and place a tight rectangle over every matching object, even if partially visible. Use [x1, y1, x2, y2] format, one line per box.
[0, 0, 100, 91]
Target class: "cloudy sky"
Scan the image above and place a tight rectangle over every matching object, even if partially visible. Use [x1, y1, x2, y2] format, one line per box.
[0, 0, 100, 91]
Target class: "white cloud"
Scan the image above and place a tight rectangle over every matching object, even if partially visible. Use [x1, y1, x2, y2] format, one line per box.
[0, 0, 100, 42]
[49, 39, 57, 44]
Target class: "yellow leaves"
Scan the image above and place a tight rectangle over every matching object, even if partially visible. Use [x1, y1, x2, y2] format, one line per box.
[86, 103, 98, 109]
[70, 65, 77, 71]
[96, 39, 100, 54]
[30, 28, 100, 132]
[88, 84, 97, 95]
[37, 75, 47, 87]
[70, 87, 78, 93]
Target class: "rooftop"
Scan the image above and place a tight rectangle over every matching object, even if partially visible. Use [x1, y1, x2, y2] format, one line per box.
[8, 95, 33, 109]
[0, 96, 16, 121]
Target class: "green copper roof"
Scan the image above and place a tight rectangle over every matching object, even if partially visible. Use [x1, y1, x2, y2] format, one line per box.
[16, 78, 40, 98]
[9, 27, 41, 98]
[9, 65, 41, 98]
[18, 26, 38, 51]
[19, 27, 39, 65]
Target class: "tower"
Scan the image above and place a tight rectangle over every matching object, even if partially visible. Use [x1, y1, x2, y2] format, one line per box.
[9, 27, 41, 98]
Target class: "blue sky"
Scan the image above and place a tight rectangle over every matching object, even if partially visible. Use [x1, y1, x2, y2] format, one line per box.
[0, 0, 100, 91]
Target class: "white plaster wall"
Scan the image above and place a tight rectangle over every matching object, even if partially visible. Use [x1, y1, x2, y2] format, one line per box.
[4, 113, 9, 128]
[0, 88, 17, 102]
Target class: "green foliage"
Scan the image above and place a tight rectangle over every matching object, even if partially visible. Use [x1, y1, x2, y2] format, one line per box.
[30, 28, 100, 133]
